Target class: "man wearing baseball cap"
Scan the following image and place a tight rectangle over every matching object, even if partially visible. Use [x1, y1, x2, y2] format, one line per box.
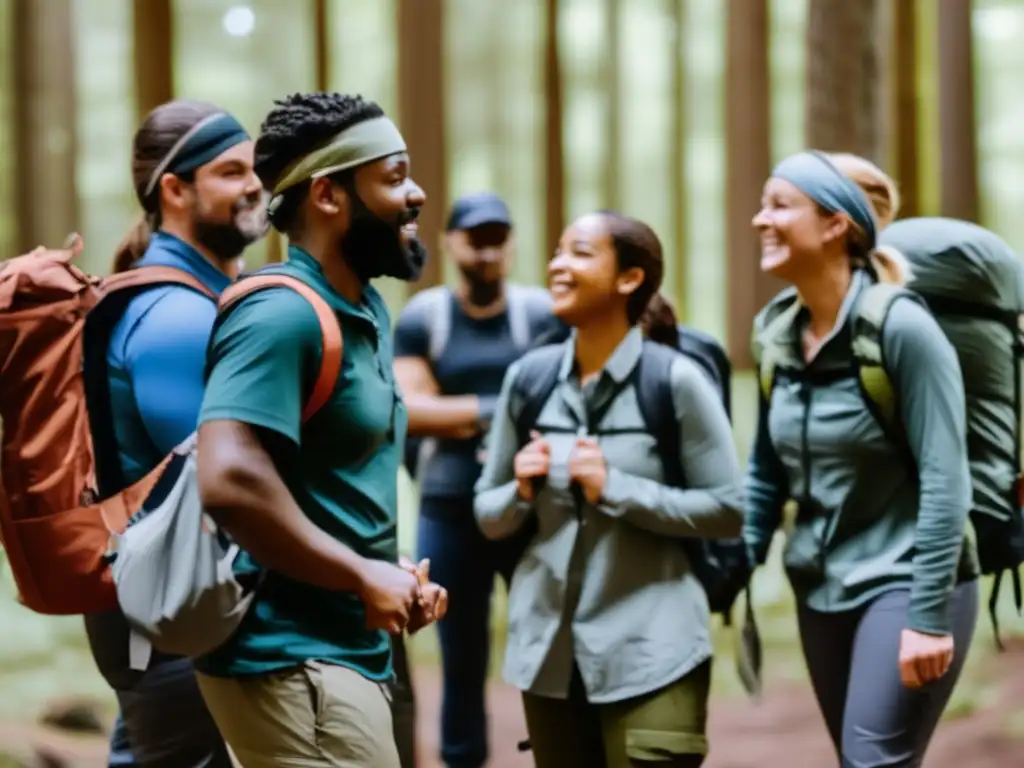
[393, 192, 563, 768]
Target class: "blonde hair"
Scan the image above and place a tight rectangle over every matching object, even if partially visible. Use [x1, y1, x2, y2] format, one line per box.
[824, 152, 911, 286]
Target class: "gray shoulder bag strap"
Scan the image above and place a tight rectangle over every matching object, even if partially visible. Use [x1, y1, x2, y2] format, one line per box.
[506, 285, 532, 351]
[426, 286, 453, 362]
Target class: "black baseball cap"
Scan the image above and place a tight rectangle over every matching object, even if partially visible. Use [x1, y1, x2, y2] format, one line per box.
[445, 192, 513, 232]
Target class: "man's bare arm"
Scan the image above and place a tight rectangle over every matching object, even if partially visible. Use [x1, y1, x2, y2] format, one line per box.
[394, 356, 484, 439]
[197, 419, 369, 593]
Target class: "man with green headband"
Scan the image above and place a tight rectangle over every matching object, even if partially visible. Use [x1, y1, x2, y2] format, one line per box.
[192, 92, 447, 767]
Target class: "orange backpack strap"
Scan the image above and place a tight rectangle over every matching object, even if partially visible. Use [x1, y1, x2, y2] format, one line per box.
[218, 275, 344, 423]
[103, 266, 217, 300]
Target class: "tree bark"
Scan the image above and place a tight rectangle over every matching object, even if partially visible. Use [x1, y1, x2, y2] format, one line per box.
[936, 0, 979, 222]
[12, 0, 79, 253]
[397, 0, 446, 292]
[725, 0, 774, 367]
[805, 0, 885, 164]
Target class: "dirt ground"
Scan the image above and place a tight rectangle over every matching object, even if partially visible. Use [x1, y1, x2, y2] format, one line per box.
[3, 641, 1023, 768]
[409, 643, 1024, 768]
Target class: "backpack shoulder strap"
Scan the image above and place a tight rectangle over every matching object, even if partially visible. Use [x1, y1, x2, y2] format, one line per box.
[218, 275, 343, 424]
[83, 267, 221, 498]
[634, 341, 685, 487]
[849, 282, 906, 442]
[507, 285, 551, 351]
[421, 285, 452, 362]
[103, 265, 217, 301]
[752, 289, 802, 403]
[508, 344, 565, 447]
[678, 326, 731, 417]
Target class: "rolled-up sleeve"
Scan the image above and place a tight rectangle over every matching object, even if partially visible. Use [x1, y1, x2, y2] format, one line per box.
[473, 361, 535, 539]
[598, 356, 745, 539]
[884, 298, 972, 635]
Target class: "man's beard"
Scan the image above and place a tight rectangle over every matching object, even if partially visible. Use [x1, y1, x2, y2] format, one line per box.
[341, 189, 428, 283]
[192, 195, 268, 262]
[460, 267, 502, 307]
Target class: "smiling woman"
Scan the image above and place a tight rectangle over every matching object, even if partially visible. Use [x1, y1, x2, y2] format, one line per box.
[753, 152, 907, 292]
[548, 211, 665, 337]
[746, 150, 980, 767]
[474, 208, 744, 768]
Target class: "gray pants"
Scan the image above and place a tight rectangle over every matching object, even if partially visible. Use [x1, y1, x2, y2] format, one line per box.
[797, 581, 978, 768]
[85, 611, 232, 768]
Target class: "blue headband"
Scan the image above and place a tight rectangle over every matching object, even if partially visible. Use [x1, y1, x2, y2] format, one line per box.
[143, 112, 250, 198]
[772, 151, 877, 250]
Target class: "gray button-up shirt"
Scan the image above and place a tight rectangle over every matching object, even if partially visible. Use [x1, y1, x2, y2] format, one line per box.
[473, 328, 744, 703]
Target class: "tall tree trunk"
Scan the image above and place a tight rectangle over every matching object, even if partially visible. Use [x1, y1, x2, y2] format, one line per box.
[544, 0, 565, 258]
[397, 0, 446, 293]
[936, 0, 979, 222]
[805, 0, 885, 164]
[888, 0, 919, 219]
[725, 0, 773, 367]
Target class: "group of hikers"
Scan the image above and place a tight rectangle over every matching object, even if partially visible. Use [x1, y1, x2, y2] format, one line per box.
[1, 88, 1023, 768]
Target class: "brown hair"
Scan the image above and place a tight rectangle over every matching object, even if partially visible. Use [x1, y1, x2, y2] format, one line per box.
[110, 99, 223, 273]
[824, 152, 910, 286]
[597, 210, 679, 345]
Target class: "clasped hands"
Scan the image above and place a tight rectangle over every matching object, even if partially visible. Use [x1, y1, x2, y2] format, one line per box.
[360, 556, 449, 636]
[400, 557, 449, 635]
[514, 430, 607, 504]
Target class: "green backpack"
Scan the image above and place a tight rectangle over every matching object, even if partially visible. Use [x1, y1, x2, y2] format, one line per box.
[754, 217, 1024, 646]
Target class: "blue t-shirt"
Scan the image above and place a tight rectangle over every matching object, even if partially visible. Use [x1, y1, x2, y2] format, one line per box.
[84, 231, 230, 691]
[393, 286, 563, 500]
[104, 232, 231, 491]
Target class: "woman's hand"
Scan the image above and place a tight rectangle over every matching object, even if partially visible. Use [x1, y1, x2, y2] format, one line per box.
[514, 430, 551, 501]
[568, 436, 607, 504]
[898, 628, 954, 688]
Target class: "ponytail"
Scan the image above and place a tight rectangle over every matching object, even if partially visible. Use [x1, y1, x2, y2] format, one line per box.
[868, 244, 912, 286]
[639, 292, 681, 350]
[110, 215, 154, 273]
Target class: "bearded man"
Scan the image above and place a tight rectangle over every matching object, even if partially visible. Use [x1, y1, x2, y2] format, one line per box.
[192, 92, 448, 768]
[88, 99, 267, 768]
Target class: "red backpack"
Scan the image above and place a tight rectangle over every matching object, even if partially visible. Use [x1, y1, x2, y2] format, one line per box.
[0, 237, 341, 615]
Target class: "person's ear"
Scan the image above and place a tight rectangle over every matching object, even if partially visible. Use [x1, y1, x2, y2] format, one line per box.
[310, 177, 345, 218]
[616, 266, 645, 297]
[822, 213, 850, 247]
[158, 174, 191, 213]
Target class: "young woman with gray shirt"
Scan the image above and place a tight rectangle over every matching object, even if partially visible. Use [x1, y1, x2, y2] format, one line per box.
[474, 210, 744, 768]
[746, 151, 978, 766]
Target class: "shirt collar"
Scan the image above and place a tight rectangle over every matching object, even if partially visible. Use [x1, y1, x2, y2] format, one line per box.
[557, 326, 645, 383]
[284, 245, 386, 324]
[136, 231, 232, 296]
[776, 269, 870, 355]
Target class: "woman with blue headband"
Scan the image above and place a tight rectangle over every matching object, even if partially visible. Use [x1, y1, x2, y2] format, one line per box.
[745, 152, 978, 766]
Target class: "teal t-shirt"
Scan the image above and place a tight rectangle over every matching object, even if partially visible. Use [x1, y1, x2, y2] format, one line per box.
[195, 246, 406, 680]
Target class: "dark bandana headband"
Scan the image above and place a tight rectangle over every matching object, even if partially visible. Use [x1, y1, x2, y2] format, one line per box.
[143, 112, 250, 198]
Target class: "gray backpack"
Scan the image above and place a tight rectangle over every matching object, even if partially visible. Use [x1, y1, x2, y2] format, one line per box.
[109, 273, 344, 670]
[403, 284, 552, 478]
[418, 283, 549, 360]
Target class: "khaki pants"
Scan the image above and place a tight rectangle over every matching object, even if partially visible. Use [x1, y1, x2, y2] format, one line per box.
[522, 661, 712, 768]
[196, 661, 401, 768]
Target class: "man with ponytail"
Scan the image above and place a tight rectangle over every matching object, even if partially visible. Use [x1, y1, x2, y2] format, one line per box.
[86, 98, 266, 768]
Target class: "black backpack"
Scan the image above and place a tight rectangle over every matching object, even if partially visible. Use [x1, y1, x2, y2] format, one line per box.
[508, 332, 750, 624]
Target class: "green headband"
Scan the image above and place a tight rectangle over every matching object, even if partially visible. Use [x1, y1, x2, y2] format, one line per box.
[270, 116, 407, 198]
